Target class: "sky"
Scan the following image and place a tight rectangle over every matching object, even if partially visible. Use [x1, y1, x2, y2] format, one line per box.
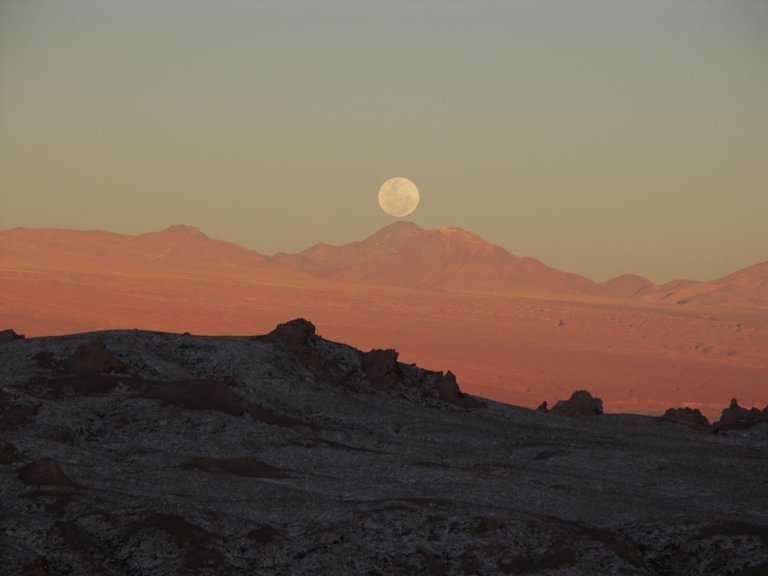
[1, 0, 766, 283]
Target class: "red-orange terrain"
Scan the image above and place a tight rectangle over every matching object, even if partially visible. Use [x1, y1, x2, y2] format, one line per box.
[2, 223, 766, 419]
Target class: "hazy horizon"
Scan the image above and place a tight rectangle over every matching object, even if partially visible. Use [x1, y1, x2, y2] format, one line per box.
[2, 0, 766, 283]
[4, 218, 767, 285]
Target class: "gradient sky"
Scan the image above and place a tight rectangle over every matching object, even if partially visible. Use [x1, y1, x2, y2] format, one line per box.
[1, 0, 766, 283]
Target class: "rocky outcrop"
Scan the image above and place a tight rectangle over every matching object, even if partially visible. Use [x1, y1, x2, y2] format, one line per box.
[61, 338, 126, 375]
[141, 379, 319, 430]
[18, 458, 75, 486]
[714, 398, 768, 433]
[0, 390, 36, 428]
[259, 318, 317, 350]
[361, 349, 400, 389]
[662, 407, 711, 430]
[0, 329, 25, 344]
[361, 348, 482, 409]
[256, 319, 482, 410]
[551, 390, 603, 416]
[0, 439, 21, 464]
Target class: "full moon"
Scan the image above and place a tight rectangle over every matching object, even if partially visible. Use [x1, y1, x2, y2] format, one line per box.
[378, 177, 420, 218]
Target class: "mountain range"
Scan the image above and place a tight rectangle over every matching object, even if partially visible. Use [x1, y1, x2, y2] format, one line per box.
[3, 222, 766, 306]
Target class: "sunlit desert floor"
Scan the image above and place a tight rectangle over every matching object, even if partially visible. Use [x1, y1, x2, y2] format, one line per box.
[3, 268, 766, 420]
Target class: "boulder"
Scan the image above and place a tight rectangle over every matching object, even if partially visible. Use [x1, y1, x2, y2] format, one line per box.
[19, 458, 75, 486]
[662, 407, 710, 430]
[0, 329, 24, 344]
[61, 338, 126, 375]
[551, 390, 603, 416]
[361, 349, 400, 389]
[0, 440, 21, 464]
[260, 318, 317, 350]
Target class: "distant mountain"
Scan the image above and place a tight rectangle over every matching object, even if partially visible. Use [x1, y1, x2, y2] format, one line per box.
[0, 225, 311, 284]
[276, 222, 607, 297]
[3, 223, 766, 305]
[601, 274, 656, 298]
[637, 262, 768, 308]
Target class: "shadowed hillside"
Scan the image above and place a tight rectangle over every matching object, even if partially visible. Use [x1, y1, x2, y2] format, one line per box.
[0, 320, 766, 575]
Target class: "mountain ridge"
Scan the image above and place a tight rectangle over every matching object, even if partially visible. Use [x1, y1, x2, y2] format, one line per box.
[2, 223, 766, 306]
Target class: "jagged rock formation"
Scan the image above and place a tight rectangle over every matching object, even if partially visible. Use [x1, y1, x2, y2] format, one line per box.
[0, 329, 24, 344]
[258, 318, 483, 410]
[0, 322, 767, 575]
[550, 390, 604, 416]
[662, 407, 711, 430]
[714, 398, 768, 433]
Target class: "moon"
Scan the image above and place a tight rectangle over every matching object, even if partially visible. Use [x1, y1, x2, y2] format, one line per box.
[378, 177, 420, 218]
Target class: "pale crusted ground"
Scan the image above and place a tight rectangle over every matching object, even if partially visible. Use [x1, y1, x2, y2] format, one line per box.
[1, 321, 767, 575]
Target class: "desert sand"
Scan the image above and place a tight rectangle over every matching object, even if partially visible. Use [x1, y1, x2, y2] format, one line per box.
[1, 224, 766, 420]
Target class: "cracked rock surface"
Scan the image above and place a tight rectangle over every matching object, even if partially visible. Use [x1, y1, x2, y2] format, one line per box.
[1, 320, 767, 575]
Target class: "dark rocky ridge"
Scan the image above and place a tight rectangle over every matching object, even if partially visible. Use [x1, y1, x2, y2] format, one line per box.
[0, 321, 767, 575]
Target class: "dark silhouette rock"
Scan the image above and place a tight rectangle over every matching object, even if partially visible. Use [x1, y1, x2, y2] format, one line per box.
[22, 554, 49, 576]
[0, 439, 21, 464]
[0, 329, 24, 344]
[260, 318, 317, 350]
[714, 398, 767, 432]
[0, 390, 36, 428]
[127, 513, 225, 571]
[551, 390, 603, 416]
[663, 407, 710, 430]
[361, 348, 481, 409]
[141, 379, 320, 430]
[474, 516, 505, 534]
[431, 370, 483, 409]
[362, 349, 400, 389]
[247, 525, 284, 545]
[537, 401, 549, 412]
[55, 521, 93, 554]
[19, 458, 75, 486]
[61, 338, 126, 375]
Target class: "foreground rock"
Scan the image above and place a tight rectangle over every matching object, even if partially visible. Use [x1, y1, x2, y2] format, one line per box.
[258, 318, 483, 410]
[0, 321, 766, 575]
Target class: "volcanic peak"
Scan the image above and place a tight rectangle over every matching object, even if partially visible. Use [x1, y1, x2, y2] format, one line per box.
[163, 224, 208, 238]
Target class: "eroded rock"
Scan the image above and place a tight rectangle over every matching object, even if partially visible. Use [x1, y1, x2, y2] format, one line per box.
[18, 458, 75, 486]
[663, 407, 711, 430]
[362, 349, 400, 389]
[551, 390, 603, 416]
[714, 398, 768, 432]
[0, 439, 22, 464]
[259, 318, 317, 350]
[61, 338, 126, 375]
[0, 328, 25, 344]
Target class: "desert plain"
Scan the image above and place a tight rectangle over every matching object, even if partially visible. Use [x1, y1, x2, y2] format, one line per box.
[1, 222, 766, 420]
